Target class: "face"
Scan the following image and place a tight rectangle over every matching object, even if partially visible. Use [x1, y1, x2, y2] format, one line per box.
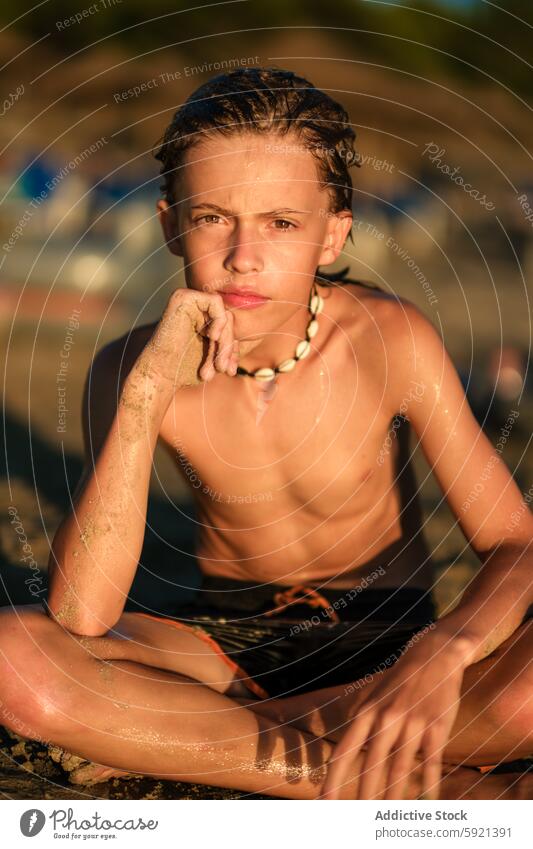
[156, 131, 352, 342]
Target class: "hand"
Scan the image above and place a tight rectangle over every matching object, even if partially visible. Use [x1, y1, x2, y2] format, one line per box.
[320, 630, 471, 800]
[135, 288, 239, 387]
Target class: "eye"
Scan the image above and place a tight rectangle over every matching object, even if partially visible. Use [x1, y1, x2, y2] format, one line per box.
[195, 214, 222, 225]
[272, 219, 297, 230]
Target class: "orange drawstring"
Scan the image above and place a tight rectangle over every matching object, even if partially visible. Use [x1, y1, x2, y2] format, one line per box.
[262, 583, 341, 624]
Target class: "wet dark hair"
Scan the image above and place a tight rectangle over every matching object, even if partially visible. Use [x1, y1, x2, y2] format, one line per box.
[154, 66, 361, 213]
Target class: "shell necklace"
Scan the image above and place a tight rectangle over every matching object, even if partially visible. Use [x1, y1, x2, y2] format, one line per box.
[236, 279, 324, 382]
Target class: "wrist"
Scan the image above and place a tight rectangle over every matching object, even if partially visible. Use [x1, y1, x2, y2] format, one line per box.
[118, 366, 175, 433]
[124, 361, 179, 407]
[429, 622, 480, 667]
[128, 355, 176, 390]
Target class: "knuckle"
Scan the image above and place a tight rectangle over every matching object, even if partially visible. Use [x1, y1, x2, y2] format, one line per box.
[381, 707, 404, 725]
[423, 732, 444, 752]
[426, 719, 448, 739]
[392, 751, 414, 769]
[168, 287, 185, 305]
[388, 759, 412, 778]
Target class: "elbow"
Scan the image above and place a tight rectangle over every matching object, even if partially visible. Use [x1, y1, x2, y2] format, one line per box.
[45, 588, 119, 637]
[46, 605, 117, 637]
[476, 536, 533, 561]
[47, 546, 122, 637]
[68, 621, 114, 638]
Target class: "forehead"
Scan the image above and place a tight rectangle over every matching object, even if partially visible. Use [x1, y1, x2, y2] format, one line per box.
[179, 131, 326, 208]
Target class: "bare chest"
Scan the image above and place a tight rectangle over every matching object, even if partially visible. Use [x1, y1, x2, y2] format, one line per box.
[159, 354, 395, 519]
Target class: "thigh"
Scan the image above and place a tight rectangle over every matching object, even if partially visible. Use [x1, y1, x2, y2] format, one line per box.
[0, 603, 248, 698]
[444, 618, 533, 764]
[76, 610, 255, 697]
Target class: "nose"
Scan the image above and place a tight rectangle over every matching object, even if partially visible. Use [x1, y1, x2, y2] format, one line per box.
[223, 219, 263, 276]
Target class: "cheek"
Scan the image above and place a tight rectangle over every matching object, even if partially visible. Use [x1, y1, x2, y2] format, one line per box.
[264, 231, 324, 268]
[181, 233, 222, 275]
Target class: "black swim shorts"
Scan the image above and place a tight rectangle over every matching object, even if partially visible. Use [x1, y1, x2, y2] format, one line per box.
[135, 575, 438, 700]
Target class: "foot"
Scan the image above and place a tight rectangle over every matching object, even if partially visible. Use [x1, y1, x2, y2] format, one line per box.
[68, 762, 142, 786]
[48, 745, 143, 786]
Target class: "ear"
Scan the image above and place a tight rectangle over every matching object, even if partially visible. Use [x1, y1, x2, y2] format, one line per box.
[317, 210, 353, 267]
[156, 198, 183, 257]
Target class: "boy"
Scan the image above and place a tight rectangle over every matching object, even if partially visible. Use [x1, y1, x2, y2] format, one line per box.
[1, 68, 532, 801]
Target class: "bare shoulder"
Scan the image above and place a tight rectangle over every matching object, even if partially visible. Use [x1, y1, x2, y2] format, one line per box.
[329, 281, 419, 341]
[334, 283, 438, 349]
[327, 280, 398, 312]
[331, 283, 440, 414]
[78, 321, 158, 470]
[375, 294, 444, 415]
[376, 293, 441, 361]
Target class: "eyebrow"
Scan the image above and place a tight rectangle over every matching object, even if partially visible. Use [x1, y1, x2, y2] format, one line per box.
[189, 203, 312, 216]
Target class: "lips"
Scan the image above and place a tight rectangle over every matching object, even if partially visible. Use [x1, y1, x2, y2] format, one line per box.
[220, 290, 270, 310]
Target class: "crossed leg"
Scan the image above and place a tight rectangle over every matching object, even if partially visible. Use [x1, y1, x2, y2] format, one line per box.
[248, 618, 533, 763]
[0, 605, 531, 799]
[244, 618, 533, 798]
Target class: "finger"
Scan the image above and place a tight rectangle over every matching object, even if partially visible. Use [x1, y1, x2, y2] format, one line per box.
[199, 338, 217, 381]
[320, 707, 376, 800]
[215, 309, 235, 373]
[196, 293, 228, 341]
[357, 712, 405, 800]
[228, 328, 239, 376]
[231, 339, 239, 369]
[205, 304, 227, 343]
[383, 722, 426, 801]
[419, 723, 447, 801]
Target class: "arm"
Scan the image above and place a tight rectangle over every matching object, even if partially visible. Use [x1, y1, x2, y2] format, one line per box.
[46, 287, 237, 637]
[321, 298, 533, 800]
[395, 301, 533, 665]
[46, 330, 175, 636]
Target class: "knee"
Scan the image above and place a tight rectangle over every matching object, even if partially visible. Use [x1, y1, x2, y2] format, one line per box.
[490, 684, 533, 749]
[0, 604, 74, 742]
[488, 622, 533, 741]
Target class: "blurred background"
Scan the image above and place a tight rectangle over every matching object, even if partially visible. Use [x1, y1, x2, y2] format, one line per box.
[1, 0, 532, 630]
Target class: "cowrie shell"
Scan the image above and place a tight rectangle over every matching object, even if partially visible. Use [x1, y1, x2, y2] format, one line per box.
[310, 294, 324, 315]
[254, 367, 276, 381]
[307, 319, 319, 338]
[295, 340, 311, 359]
[278, 358, 296, 372]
